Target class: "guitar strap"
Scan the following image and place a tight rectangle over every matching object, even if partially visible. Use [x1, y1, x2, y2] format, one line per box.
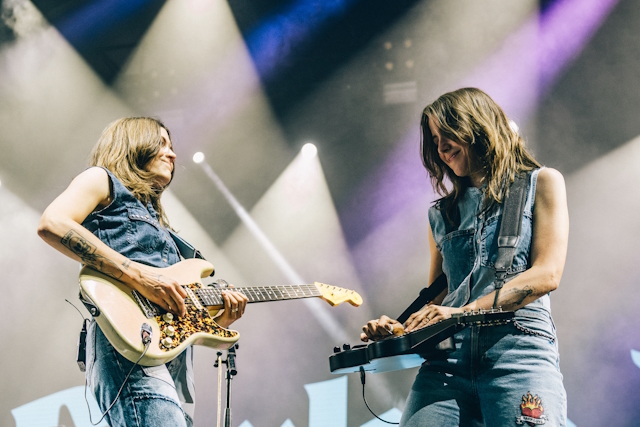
[397, 274, 447, 324]
[492, 172, 530, 309]
[168, 230, 215, 277]
[168, 230, 206, 260]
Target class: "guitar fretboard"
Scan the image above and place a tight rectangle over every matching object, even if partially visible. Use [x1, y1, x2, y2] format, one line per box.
[195, 284, 322, 307]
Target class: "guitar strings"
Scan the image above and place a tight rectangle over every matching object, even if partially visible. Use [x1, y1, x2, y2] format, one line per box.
[193, 284, 320, 306]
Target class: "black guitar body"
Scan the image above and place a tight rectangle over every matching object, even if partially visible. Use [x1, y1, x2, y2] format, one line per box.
[329, 310, 514, 374]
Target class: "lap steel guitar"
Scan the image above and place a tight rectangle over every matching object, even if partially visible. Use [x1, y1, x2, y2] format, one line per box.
[329, 309, 514, 374]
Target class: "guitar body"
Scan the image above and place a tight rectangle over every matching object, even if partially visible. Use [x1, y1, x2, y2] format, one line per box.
[330, 311, 514, 374]
[79, 258, 362, 367]
[79, 258, 239, 367]
[330, 344, 428, 374]
[330, 322, 459, 374]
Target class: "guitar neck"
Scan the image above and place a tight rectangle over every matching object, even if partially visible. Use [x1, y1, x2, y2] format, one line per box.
[194, 284, 322, 308]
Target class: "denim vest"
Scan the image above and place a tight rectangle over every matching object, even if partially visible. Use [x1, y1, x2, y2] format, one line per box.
[428, 169, 557, 341]
[82, 167, 196, 413]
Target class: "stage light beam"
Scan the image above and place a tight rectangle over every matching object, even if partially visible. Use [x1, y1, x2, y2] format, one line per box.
[196, 157, 353, 344]
[509, 120, 520, 134]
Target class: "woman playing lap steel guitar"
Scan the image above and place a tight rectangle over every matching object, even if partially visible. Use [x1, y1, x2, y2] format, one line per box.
[361, 88, 569, 426]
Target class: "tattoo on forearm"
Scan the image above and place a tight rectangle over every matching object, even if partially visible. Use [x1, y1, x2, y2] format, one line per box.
[500, 285, 535, 310]
[122, 260, 131, 270]
[61, 230, 124, 279]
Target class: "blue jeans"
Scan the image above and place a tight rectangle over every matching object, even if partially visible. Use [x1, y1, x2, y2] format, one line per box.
[400, 324, 567, 426]
[86, 321, 191, 427]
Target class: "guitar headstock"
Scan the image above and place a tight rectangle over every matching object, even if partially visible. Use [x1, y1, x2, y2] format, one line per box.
[315, 282, 363, 307]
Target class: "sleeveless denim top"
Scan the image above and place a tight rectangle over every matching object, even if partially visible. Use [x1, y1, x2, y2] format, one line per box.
[82, 167, 196, 411]
[428, 169, 557, 340]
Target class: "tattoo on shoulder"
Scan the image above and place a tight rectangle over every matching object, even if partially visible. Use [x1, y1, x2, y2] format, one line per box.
[61, 230, 124, 279]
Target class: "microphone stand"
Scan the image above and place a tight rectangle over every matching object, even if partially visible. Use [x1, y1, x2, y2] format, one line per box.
[214, 344, 239, 427]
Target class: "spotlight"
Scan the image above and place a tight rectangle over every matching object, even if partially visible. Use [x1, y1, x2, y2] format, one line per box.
[301, 143, 317, 158]
[193, 152, 205, 164]
[508, 120, 519, 134]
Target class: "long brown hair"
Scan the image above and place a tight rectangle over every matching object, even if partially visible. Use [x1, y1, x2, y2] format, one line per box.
[89, 117, 173, 226]
[420, 88, 540, 222]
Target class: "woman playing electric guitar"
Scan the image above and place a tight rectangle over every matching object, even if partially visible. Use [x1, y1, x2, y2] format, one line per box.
[38, 117, 248, 427]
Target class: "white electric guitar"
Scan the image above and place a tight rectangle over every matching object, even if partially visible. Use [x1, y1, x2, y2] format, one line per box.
[79, 258, 362, 366]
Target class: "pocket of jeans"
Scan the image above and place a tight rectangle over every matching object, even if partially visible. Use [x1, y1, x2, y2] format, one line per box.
[126, 208, 163, 254]
[513, 306, 556, 341]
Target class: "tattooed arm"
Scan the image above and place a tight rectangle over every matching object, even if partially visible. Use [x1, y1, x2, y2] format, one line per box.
[37, 167, 187, 316]
[465, 168, 569, 312]
[403, 168, 569, 332]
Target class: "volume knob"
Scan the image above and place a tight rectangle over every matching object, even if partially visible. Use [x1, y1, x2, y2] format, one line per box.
[162, 313, 174, 324]
[164, 325, 175, 337]
[161, 337, 174, 348]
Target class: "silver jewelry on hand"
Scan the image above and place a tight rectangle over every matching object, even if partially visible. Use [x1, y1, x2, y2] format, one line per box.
[214, 279, 229, 289]
[231, 308, 238, 313]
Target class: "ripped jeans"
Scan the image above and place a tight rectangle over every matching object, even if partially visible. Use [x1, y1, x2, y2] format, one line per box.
[86, 321, 191, 427]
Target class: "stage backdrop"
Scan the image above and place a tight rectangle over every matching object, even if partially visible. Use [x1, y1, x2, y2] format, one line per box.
[2, 0, 640, 426]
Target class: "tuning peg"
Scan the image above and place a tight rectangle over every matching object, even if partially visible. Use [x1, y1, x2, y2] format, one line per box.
[333, 346, 341, 353]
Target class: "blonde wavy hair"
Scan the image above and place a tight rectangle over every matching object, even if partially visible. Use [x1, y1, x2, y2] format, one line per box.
[421, 88, 540, 223]
[89, 117, 173, 226]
